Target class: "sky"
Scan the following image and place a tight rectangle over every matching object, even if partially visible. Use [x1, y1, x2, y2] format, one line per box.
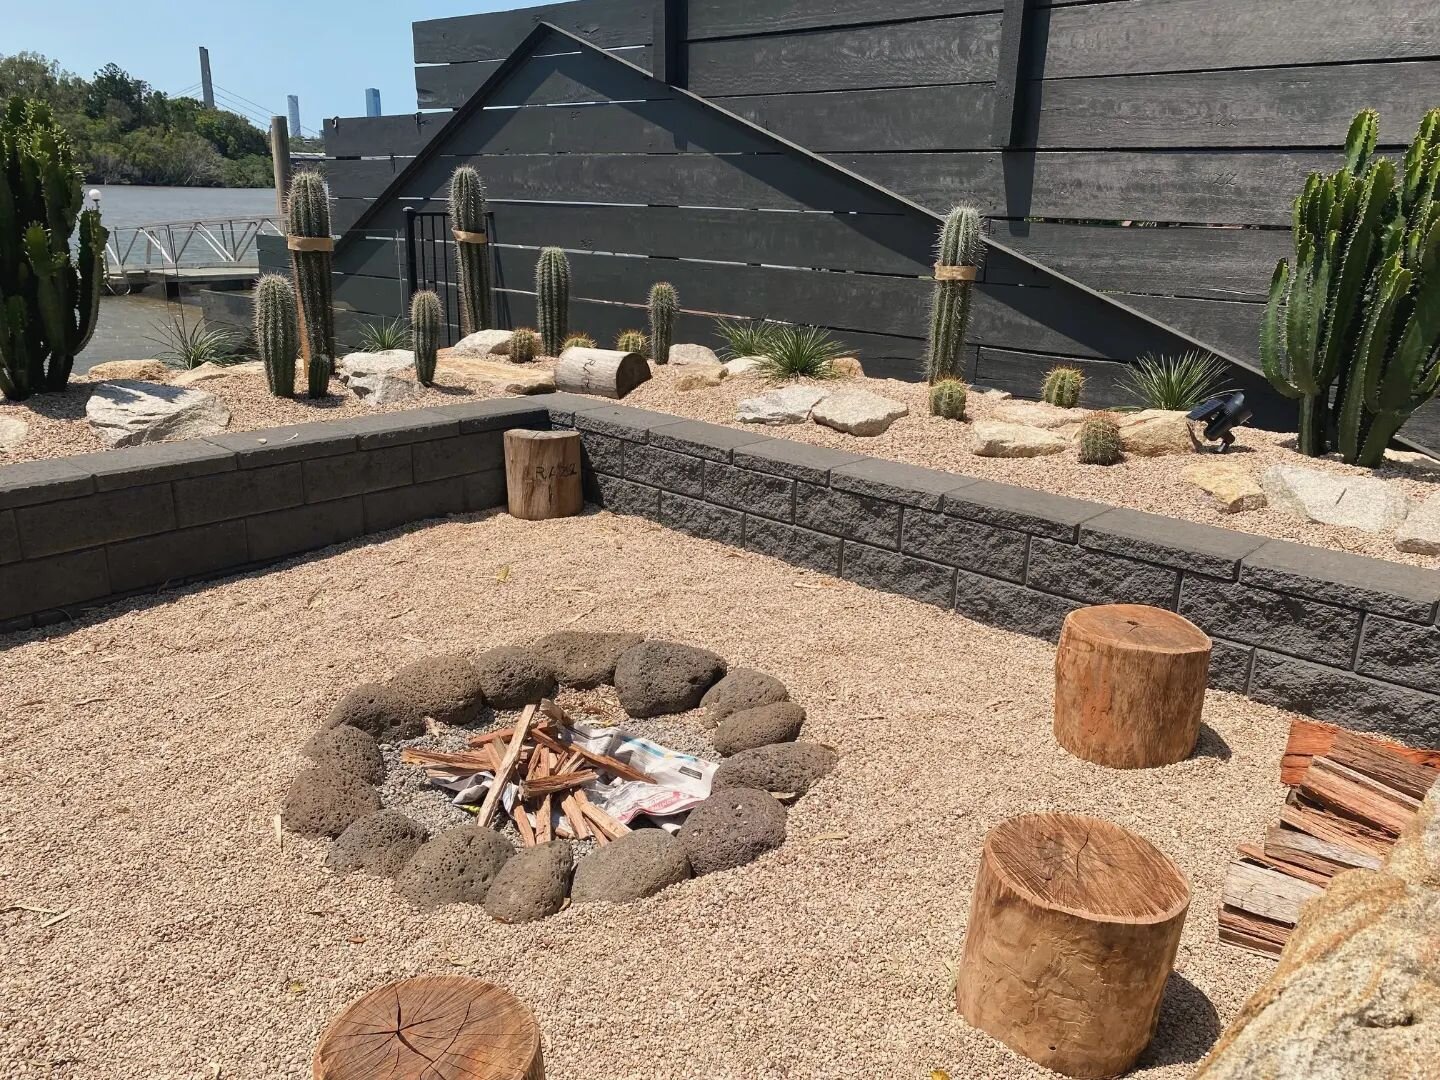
[6, 0, 537, 138]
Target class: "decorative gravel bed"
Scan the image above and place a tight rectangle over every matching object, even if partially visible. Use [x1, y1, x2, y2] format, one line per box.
[1, 507, 1288, 1078]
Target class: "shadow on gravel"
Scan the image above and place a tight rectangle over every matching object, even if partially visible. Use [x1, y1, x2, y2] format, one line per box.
[1139, 972, 1225, 1068]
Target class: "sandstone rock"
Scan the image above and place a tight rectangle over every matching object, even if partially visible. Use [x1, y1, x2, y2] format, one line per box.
[701, 668, 789, 727]
[85, 359, 171, 382]
[669, 343, 721, 366]
[971, 421, 1067, 458]
[713, 741, 838, 796]
[571, 829, 692, 904]
[86, 380, 231, 447]
[1395, 493, 1440, 555]
[280, 765, 381, 838]
[324, 682, 426, 742]
[712, 701, 806, 756]
[614, 640, 727, 718]
[472, 646, 557, 709]
[992, 401, 1088, 430]
[451, 329, 514, 357]
[723, 356, 765, 377]
[0, 413, 28, 453]
[483, 840, 572, 923]
[170, 360, 265, 387]
[811, 388, 908, 436]
[337, 349, 414, 377]
[679, 787, 787, 876]
[969, 385, 1012, 402]
[1117, 409, 1198, 457]
[736, 385, 830, 425]
[394, 826, 514, 910]
[1263, 466, 1411, 533]
[830, 356, 864, 378]
[389, 653, 487, 726]
[531, 630, 645, 689]
[327, 811, 428, 877]
[1184, 462, 1267, 514]
[676, 369, 724, 391]
[337, 350, 419, 406]
[349, 371, 420, 405]
[440, 356, 555, 395]
[302, 724, 385, 783]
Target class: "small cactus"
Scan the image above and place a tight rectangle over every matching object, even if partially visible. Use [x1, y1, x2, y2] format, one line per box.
[411, 290, 441, 386]
[1041, 365, 1085, 409]
[509, 327, 539, 363]
[929, 379, 967, 420]
[286, 171, 335, 399]
[648, 282, 678, 364]
[562, 333, 597, 351]
[449, 165, 492, 334]
[1077, 414, 1123, 465]
[925, 205, 983, 383]
[616, 329, 648, 355]
[535, 247, 570, 356]
[253, 274, 298, 397]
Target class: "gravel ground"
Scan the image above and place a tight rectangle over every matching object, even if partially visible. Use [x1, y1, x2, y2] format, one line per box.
[1, 508, 1288, 1079]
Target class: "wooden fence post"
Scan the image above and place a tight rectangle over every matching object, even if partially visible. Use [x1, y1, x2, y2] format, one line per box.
[991, 0, 1035, 149]
[653, 0, 687, 88]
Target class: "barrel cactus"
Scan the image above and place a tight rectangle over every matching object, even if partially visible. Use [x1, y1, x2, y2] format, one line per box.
[1077, 414, 1123, 465]
[930, 379, 968, 420]
[562, 333, 596, 350]
[616, 329, 648, 355]
[0, 97, 107, 400]
[509, 327, 539, 363]
[285, 171, 335, 398]
[925, 205, 983, 383]
[253, 274, 298, 397]
[449, 165, 492, 335]
[648, 282, 677, 364]
[1041, 366, 1085, 409]
[535, 247, 570, 356]
[411, 290, 441, 386]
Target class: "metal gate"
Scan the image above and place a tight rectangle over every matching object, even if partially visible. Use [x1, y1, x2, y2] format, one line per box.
[402, 207, 462, 346]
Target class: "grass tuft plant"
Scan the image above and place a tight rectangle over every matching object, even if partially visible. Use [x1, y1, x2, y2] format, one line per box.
[925, 204, 983, 383]
[715, 317, 781, 360]
[535, 247, 570, 356]
[930, 379, 968, 420]
[411, 290, 441, 386]
[1077, 413, 1124, 465]
[615, 329, 648, 355]
[648, 282, 677, 364]
[1041, 365, 1085, 408]
[356, 316, 412, 353]
[1122, 350, 1229, 411]
[562, 333, 597, 350]
[147, 311, 243, 369]
[253, 274, 298, 396]
[509, 327, 539, 363]
[755, 325, 845, 381]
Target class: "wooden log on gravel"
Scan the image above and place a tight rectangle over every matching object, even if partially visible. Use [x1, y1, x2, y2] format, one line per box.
[553, 346, 650, 400]
[1053, 604, 1211, 769]
[313, 975, 545, 1079]
[503, 430, 582, 521]
[956, 812, 1190, 1078]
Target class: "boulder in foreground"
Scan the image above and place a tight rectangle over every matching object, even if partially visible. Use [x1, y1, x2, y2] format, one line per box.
[86, 379, 231, 447]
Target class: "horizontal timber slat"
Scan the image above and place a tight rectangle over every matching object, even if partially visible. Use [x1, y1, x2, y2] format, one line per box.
[413, 0, 654, 63]
[417, 46, 657, 109]
[325, 114, 445, 158]
[685, 0, 1003, 40]
[720, 84, 996, 153]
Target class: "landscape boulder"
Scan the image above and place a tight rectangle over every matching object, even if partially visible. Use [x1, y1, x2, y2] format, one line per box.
[440, 356, 555, 394]
[1117, 409, 1198, 457]
[830, 357, 864, 378]
[713, 741, 838, 795]
[701, 668, 790, 727]
[679, 787, 788, 876]
[86, 380, 231, 447]
[472, 645, 558, 709]
[327, 811, 428, 877]
[1184, 462, 1267, 514]
[723, 356, 765, 377]
[971, 421, 1067, 458]
[85, 359, 171, 382]
[712, 701, 806, 756]
[736, 385, 830, 425]
[280, 765, 382, 838]
[0, 413, 28, 453]
[483, 840, 573, 924]
[324, 682, 427, 742]
[1263, 466, 1411, 533]
[1395, 493, 1440, 555]
[337, 351, 420, 406]
[302, 724, 385, 784]
[669, 343, 721, 366]
[811, 388, 908, 436]
[531, 630, 645, 688]
[170, 360, 264, 387]
[395, 825, 514, 910]
[451, 329, 514, 357]
[676, 369, 724, 391]
[614, 640, 727, 718]
[571, 829, 692, 904]
[389, 653, 487, 726]
[992, 401, 1088, 430]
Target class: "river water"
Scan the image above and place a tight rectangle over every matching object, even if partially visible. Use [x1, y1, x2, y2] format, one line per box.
[89, 185, 279, 227]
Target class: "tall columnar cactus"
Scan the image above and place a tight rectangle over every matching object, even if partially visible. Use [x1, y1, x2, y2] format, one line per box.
[449, 165, 493, 335]
[616, 328, 648, 355]
[648, 282, 677, 364]
[253, 274, 298, 397]
[930, 379, 967, 420]
[535, 247, 570, 356]
[0, 97, 107, 401]
[286, 171, 335, 398]
[925, 204, 983, 383]
[411, 289, 441, 387]
[1041, 366, 1084, 408]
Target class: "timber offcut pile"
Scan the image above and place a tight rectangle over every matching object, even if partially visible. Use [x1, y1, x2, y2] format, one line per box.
[1219, 718, 1440, 956]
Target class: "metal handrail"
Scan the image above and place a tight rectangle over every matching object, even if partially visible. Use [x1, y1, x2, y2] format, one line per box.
[104, 216, 283, 272]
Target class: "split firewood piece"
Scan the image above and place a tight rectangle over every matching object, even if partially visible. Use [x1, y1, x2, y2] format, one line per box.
[400, 748, 495, 770]
[475, 705, 536, 828]
[511, 803, 536, 847]
[571, 792, 611, 846]
[1217, 905, 1290, 957]
[535, 795, 553, 844]
[1326, 730, 1440, 799]
[1236, 843, 1331, 888]
[485, 742, 506, 773]
[538, 699, 573, 728]
[1222, 859, 1325, 927]
[1298, 756, 1422, 835]
[529, 727, 655, 783]
[524, 744, 546, 782]
[520, 771, 599, 801]
[466, 722, 553, 749]
[561, 794, 591, 840]
[1279, 717, 1440, 785]
[576, 795, 631, 842]
[557, 751, 584, 776]
[554, 814, 577, 841]
[1280, 794, 1395, 859]
[1263, 823, 1383, 876]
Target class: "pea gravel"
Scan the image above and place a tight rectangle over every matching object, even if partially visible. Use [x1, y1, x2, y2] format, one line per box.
[0, 508, 1289, 1079]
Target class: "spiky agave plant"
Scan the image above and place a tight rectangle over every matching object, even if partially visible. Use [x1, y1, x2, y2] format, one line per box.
[449, 165, 493, 334]
[411, 289, 441, 386]
[1121, 351, 1229, 411]
[755, 325, 845, 381]
[714, 317, 781, 360]
[535, 247, 570, 356]
[285, 170, 335, 398]
[648, 282, 677, 364]
[925, 205, 983, 384]
[253, 274, 298, 396]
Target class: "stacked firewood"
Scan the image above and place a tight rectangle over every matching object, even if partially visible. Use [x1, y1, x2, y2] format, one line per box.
[1218, 718, 1440, 957]
[401, 699, 653, 847]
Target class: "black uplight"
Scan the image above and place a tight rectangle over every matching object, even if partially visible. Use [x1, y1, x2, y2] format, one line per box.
[1187, 391, 1253, 452]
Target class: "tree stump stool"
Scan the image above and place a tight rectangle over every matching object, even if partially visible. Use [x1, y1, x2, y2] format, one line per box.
[956, 813, 1190, 1078]
[553, 346, 651, 400]
[313, 975, 545, 1079]
[504, 429, 582, 521]
[1054, 603, 1211, 769]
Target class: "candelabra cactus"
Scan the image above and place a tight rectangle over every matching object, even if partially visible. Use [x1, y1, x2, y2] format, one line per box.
[285, 171, 335, 398]
[1077, 414, 1123, 465]
[925, 205, 983, 383]
[509, 327, 539, 363]
[562, 333, 596, 350]
[535, 247, 570, 356]
[411, 290, 441, 386]
[1041, 366, 1085, 408]
[929, 379, 968, 420]
[449, 165, 493, 335]
[253, 274, 298, 397]
[648, 282, 677, 364]
[0, 98, 107, 400]
[616, 329, 648, 355]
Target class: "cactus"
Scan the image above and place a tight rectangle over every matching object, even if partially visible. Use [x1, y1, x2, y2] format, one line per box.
[616, 329, 648, 355]
[509, 327, 539, 363]
[562, 333, 596, 350]
[929, 379, 968, 420]
[924, 205, 983, 383]
[535, 247, 570, 356]
[1041, 366, 1085, 409]
[648, 282, 677, 364]
[411, 290, 441, 386]
[253, 274, 298, 397]
[0, 97, 107, 400]
[285, 171, 335, 398]
[1077, 414, 1124, 465]
[449, 165, 492, 335]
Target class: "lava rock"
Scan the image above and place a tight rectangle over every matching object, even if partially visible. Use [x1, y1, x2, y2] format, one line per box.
[472, 646, 558, 709]
[327, 811, 428, 876]
[389, 653, 487, 725]
[571, 829, 692, 903]
[679, 787, 787, 876]
[614, 641, 728, 718]
[483, 840, 573, 923]
[280, 766, 381, 838]
[324, 682, 426, 742]
[302, 724, 385, 783]
[395, 826, 515, 910]
[532, 630, 645, 688]
[713, 741, 838, 795]
[712, 701, 806, 756]
[701, 668, 790, 727]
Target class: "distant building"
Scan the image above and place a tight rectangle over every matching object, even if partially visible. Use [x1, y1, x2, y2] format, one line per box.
[287, 95, 301, 135]
[365, 88, 382, 117]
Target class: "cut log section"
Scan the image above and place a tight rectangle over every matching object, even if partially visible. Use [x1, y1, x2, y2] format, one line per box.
[1053, 604, 1211, 769]
[956, 813, 1190, 1078]
[312, 975, 545, 1079]
[503, 430, 582, 521]
[553, 347, 651, 400]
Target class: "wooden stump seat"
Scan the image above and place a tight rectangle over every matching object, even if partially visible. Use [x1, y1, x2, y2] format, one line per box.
[957, 813, 1190, 1078]
[553, 346, 650, 400]
[504, 429, 582, 521]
